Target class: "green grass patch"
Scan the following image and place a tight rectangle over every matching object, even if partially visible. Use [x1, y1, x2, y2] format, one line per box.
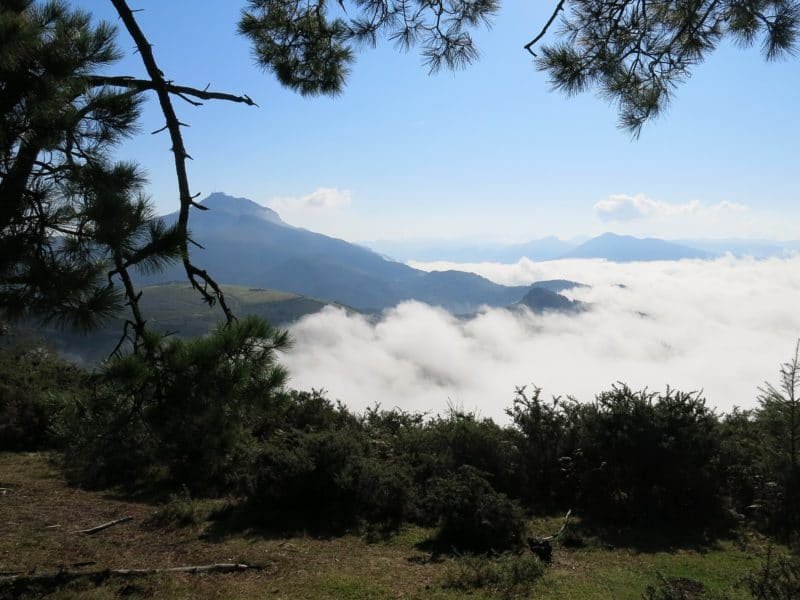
[441, 552, 545, 598]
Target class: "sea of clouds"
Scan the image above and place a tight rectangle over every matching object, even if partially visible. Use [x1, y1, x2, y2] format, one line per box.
[282, 256, 800, 421]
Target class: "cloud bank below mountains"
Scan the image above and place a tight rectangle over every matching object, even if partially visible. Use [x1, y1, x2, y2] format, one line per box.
[282, 256, 800, 421]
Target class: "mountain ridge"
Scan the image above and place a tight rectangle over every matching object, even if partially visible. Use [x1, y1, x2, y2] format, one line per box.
[557, 232, 709, 261]
[148, 193, 572, 313]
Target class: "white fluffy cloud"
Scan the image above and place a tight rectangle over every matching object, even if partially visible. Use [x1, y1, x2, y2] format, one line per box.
[595, 193, 747, 222]
[282, 256, 800, 421]
[269, 187, 352, 212]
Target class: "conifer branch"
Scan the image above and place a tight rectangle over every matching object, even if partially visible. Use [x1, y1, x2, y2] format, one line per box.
[87, 75, 259, 107]
[524, 0, 566, 56]
[109, 0, 235, 324]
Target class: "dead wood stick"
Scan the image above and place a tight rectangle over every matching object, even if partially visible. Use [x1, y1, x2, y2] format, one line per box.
[72, 516, 133, 535]
[0, 564, 268, 588]
[113, 563, 257, 575]
[541, 509, 573, 541]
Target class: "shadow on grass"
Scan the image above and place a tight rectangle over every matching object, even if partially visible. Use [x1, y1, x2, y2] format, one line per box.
[565, 513, 738, 554]
[199, 502, 388, 543]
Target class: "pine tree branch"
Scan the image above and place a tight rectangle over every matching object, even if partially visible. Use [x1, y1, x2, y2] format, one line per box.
[109, 0, 235, 324]
[86, 76, 258, 107]
[524, 0, 566, 56]
[112, 251, 147, 354]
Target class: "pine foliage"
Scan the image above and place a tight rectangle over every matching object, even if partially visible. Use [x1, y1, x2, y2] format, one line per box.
[535, 0, 799, 133]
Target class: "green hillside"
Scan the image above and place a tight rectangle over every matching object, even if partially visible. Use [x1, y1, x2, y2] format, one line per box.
[135, 283, 345, 337]
[17, 284, 349, 363]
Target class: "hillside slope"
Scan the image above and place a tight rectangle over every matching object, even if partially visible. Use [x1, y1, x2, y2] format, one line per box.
[145, 193, 531, 312]
[21, 284, 345, 363]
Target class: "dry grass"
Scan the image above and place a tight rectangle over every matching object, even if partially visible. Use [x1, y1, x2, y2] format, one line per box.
[0, 453, 781, 599]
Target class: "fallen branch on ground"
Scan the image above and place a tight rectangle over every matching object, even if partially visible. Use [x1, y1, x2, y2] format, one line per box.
[527, 509, 573, 563]
[72, 516, 133, 535]
[541, 509, 573, 542]
[0, 563, 271, 593]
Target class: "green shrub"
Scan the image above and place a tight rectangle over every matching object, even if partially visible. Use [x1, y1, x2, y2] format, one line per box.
[442, 552, 545, 598]
[0, 342, 85, 451]
[747, 346, 800, 536]
[507, 386, 588, 510]
[61, 316, 288, 492]
[247, 415, 413, 531]
[385, 408, 525, 521]
[744, 550, 800, 600]
[577, 385, 722, 525]
[249, 427, 366, 528]
[428, 465, 525, 554]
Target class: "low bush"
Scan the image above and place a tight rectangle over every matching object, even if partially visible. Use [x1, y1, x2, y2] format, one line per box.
[719, 345, 800, 538]
[245, 392, 413, 531]
[403, 410, 525, 500]
[744, 550, 800, 600]
[576, 385, 722, 526]
[428, 465, 526, 554]
[0, 342, 85, 451]
[507, 386, 587, 510]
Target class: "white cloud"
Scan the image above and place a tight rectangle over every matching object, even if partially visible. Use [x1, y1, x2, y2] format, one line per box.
[594, 193, 748, 222]
[269, 187, 352, 212]
[283, 256, 800, 422]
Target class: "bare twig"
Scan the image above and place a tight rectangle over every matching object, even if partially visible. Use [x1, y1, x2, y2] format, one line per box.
[72, 516, 133, 535]
[524, 0, 567, 56]
[87, 76, 258, 107]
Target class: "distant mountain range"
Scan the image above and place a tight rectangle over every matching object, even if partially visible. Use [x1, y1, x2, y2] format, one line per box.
[143, 193, 578, 314]
[560, 232, 710, 261]
[369, 232, 800, 263]
[369, 236, 578, 263]
[678, 238, 800, 259]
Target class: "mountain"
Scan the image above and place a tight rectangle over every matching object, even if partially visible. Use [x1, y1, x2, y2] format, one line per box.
[147, 193, 534, 313]
[677, 238, 800, 259]
[559, 232, 709, 262]
[529, 279, 587, 293]
[367, 236, 580, 262]
[515, 287, 585, 313]
[363, 234, 800, 264]
[199, 192, 289, 226]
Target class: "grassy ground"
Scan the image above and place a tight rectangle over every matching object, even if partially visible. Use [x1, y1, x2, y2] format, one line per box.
[0, 452, 778, 599]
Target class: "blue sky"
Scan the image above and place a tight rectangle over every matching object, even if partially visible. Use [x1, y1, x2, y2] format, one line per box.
[79, 1, 800, 242]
